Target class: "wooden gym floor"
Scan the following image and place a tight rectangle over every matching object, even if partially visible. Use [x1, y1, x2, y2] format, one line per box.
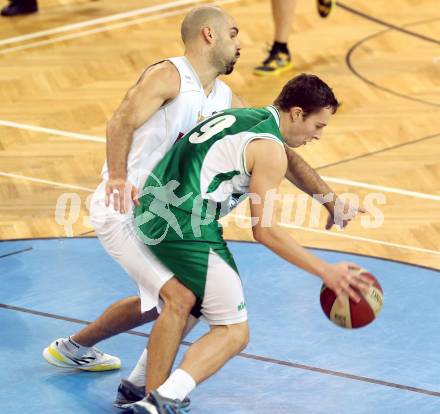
[0, 0, 439, 269]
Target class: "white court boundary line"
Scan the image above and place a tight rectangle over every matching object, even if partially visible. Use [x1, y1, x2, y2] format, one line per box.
[1, 171, 438, 256]
[0, 172, 94, 192]
[229, 214, 440, 256]
[2, 119, 439, 202]
[0, 0, 207, 47]
[0, 0, 237, 55]
[0, 120, 105, 143]
[322, 176, 440, 202]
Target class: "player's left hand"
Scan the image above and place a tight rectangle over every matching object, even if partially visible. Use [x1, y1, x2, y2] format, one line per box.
[321, 262, 373, 304]
[325, 197, 367, 230]
[105, 179, 140, 214]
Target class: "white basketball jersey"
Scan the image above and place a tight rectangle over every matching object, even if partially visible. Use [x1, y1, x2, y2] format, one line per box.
[100, 56, 233, 190]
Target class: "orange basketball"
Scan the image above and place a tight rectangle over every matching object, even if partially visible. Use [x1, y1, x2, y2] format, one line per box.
[320, 269, 384, 329]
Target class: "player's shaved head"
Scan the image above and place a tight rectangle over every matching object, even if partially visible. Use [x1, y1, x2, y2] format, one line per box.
[181, 6, 230, 44]
[180, 6, 240, 75]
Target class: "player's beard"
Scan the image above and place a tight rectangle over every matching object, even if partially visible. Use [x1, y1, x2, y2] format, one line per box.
[224, 60, 235, 75]
[224, 50, 240, 74]
[211, 47, 237, 76]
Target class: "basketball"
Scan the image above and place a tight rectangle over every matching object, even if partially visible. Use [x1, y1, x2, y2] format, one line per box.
[320, 269, 384, 329]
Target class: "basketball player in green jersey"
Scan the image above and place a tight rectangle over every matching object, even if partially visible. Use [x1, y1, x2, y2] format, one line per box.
[132, 74, 372, 413]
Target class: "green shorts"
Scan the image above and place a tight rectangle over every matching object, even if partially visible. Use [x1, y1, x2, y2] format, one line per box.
[135, 200, 247, 325]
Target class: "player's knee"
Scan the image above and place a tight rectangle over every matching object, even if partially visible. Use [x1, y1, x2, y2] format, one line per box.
[160, 279, 196, 317]
[168, 294, 196, 318]
[225, 322, 249, 352]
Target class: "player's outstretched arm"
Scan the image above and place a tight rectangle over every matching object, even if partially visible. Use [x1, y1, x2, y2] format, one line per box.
[284, 144, 333, 201]
[105, 61, 180, 213]
[246, 140, 371, 302]
[284, 145, 365, 230]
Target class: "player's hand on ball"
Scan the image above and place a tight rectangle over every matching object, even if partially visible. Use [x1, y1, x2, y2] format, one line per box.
[321, 262, 373, 304]
[105, 178, 140, 214]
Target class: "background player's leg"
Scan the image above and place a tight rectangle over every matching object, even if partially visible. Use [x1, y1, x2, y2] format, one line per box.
[272, 0, 298, 43]
[254, 0, 297, 75]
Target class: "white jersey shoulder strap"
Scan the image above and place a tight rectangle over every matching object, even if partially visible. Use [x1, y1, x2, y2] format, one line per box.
[211, 79, 233, 108]
[167, 56, 202, 93]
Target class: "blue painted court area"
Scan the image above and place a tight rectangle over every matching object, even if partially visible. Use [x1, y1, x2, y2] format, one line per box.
[1, 238, 440, 413]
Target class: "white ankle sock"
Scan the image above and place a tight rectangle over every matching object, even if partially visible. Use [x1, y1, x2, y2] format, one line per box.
[157, 369, 196, 401]
[127, 348, 147, 387]
[126, 317, 199, 388]
[63, 336, 91, 357]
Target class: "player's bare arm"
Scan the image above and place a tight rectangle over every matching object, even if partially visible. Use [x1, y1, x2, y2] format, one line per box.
[246, 139, 371, 302]
[105, 61, 181, 213]
[284, 145, 365, 230]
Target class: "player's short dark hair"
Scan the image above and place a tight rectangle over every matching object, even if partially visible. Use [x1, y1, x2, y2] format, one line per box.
[273, 74, 340, 116]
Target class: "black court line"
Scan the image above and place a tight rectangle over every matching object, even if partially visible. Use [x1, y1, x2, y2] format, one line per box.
[0, 247, 33, 259]
[237, 352, 440, 398]
[337, 2, 440, 45]
[345, 23, 440, 108]
[2, 302, 440, 398]
[78, 230, 96, 237]
[316, 132, 440, 171]
[336, 8, 440, 107]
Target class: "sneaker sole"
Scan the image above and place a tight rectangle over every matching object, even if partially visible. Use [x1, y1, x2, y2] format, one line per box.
[132, 401, 159, 414]
[253, 62, 294, 77]
[113, 397, 190, 411]
[113, 400, 138, 411]
[43, 346, 121, 371]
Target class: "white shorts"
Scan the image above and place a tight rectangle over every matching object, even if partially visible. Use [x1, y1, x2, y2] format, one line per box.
[90, 181, 173, 313]
[200, 250, 248, 325]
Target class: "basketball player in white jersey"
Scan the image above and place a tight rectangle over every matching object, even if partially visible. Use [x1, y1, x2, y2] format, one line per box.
[42, 5, 361, 410]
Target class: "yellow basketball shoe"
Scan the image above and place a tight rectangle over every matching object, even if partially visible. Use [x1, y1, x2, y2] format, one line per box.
[253, 48, 293, 76]
[317, 0, 335, 18]
[43, 337, 121, 371]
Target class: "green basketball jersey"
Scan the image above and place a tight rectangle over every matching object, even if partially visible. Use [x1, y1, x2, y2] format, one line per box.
[135, 105, 283, 243]
[133, 106, 284, 298]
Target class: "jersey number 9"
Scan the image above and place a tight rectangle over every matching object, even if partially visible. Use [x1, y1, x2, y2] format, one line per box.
[189, 114, 236, 144]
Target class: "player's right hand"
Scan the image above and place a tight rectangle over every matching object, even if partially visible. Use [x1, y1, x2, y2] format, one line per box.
[105, 178, 140, 214]
[321, 262, 373, 304]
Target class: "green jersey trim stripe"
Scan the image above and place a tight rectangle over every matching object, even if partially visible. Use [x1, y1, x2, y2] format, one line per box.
[207, 170, 241, 194]
[242, 134, 285, 176]
[266, 105, 280, 127]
